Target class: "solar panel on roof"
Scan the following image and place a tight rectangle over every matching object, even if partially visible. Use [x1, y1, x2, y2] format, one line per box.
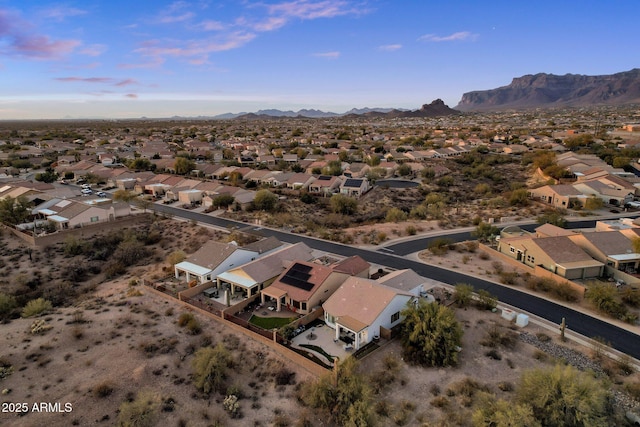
[290, 263, 312, 273]
[344, 179, 362, 187]
[318, 175, 331, 181]
[280, 275, 314, 291]
[280, 263, 314, 291]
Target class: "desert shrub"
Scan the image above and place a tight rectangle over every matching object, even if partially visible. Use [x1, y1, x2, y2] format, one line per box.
[492, 261, 504, 273]
[586, 282, 630, 321]
[430, 396, 449, 408]
[103, 260, 126, 279]
[177, 312, 201, 334]
[21, 298, 52, 318]
[374, 400, 391, 417]
[0, 292, 17, 318]
[94, 381, 115, 398]
[116, 390, 159, 427]
[192, 344, 234, 395]
[447, 377, 489, 399]
[386, 207, 408, 223]
[482, 325, 517, 349]
[476, 289, 497, 310]
[499, 271, 519, 285]
[624, 382, 640, 401]
[498, 381, 514, 392]
[620, 286, 640, 307]
[485, 349, 502, 360]
[274, 367, 296, 386]
[427, 238, 453, 255]
[453, 283, 474, 307]
[405, 225, 417, 235]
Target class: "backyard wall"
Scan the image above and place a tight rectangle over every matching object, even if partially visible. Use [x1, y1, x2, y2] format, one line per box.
[6, 214, 152, 247]
[143, 283, 329, 377]
[604, 266, 640, 286]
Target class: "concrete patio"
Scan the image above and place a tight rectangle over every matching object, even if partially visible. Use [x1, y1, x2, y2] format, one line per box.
[290, 322, 354, 364]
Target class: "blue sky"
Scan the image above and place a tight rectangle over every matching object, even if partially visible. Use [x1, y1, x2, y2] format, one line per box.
[0, 0, 638, 119]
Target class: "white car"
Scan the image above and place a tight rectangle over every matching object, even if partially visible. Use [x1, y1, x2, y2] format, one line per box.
[96, 191, 107, 197]
[81, 188, 92, 195]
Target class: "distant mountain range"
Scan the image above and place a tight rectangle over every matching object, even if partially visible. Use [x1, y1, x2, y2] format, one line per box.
[213, 99, 460, 119]
[455, 68, 640, 111]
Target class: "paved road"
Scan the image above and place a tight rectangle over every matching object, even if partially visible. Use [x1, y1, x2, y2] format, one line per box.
[149, 203, 640, 359]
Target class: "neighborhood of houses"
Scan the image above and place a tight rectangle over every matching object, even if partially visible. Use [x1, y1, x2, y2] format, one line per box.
[0, 111, 639, 366]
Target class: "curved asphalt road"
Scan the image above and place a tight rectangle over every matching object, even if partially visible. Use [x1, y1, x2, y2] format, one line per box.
[150, 203, 640, 359]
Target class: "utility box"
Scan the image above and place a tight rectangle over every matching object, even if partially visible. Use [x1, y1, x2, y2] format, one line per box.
[515, 313, 529, 327]
[501, 308, 516, 321]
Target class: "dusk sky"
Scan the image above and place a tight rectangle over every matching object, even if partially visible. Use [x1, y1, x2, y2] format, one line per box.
[0, 0, 638, 119]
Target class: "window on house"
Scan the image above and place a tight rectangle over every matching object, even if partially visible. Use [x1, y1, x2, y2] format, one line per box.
[90, 216, 99, 222]
[391, 312, 400, 323]
[293, 301, 300, 309]
[301, 302, 307, 310]
[510, 247, 515, 253]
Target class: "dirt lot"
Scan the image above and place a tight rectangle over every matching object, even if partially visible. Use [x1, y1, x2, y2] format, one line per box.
[0, 219, 638, 426]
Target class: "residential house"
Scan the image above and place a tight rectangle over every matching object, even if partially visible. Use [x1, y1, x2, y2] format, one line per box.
[569, 231, 640, 273]
[527, 185, 585, 209]
[573, 179, 635, 206]
[285, 173, 315, 190]
[32, 198, 131, 230]
[497, 235, 603, 279]
[308, 175, 342, 196]
[340, 178, 370, 197]
[376, 269, 429, 296]
[323, 276, 413, 350]
[215, 242, 314, 300]
[174, 237, 282, 285]
[260, 261, 350, 314]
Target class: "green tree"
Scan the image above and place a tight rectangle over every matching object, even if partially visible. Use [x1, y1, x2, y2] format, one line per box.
[34, 168, 58, 183]
[166, 250, 186, 266]
[472, 222, 499, 242]
[0, 195, 32, 225]
[0, 292, 18, 319]
[516, 365, 612, 427]
[253, 189, 278, 211]
[509, 188, 529, 206]
[211, 194, 235, 209]
[537, 210, 567, 227]
[453, 283, 474, 308]
[396, 163, 412, 177]
[400, 300, 463, 367]
[472, 393, 540, 427]
[476, 289, 498, 310]
[192, 344, 233, 395]
[584, 196, 604, 211]
[330, 194, 358, 215]
[322, 160, 343, 176]
[173, 157, 195, 175]
[112, 189, 138, 203]
[300, 357, 373, 426]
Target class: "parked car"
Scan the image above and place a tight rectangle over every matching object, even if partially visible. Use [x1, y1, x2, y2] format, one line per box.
[96, 191, 107, 197]
[81, 188, 92, 195]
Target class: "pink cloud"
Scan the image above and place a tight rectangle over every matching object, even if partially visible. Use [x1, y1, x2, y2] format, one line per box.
[133, 31, 256, 64]
[418, 31, 478, 42]
[125, 94, 138, 99]
[197, 20, 226, 31]
[0, 9, 80, 59]
[55, 77, 140, 87]
[79, 44, 107, 57]
[313, 51, 340, 59]
[38, 6, 87, 22]
[379, 44, 402, 51]
[56, 77, 115, 83]
[266, 0, 364, 20]
[115, 78, 139, 87]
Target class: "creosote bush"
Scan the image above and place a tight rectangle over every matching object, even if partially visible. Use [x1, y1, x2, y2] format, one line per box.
[21, 298, 53, 318]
